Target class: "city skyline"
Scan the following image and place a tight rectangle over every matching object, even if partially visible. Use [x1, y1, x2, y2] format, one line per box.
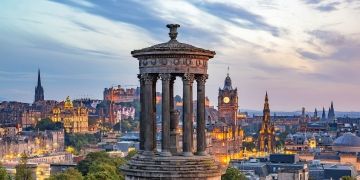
[1, 0, 360, 111]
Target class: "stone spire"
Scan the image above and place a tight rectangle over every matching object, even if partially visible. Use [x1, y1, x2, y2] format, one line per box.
[314, 108, 318, 118]
[264, 92, 270, 113]
[328, 101, 335, 120]
[321, 107, 326, 120]
[259, 92, 275, 153]
[37, 69, 41, 87]
[34, 69, 44, 103]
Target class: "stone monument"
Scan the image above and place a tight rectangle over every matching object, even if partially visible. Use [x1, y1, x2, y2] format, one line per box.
[121, 24, 223, 179]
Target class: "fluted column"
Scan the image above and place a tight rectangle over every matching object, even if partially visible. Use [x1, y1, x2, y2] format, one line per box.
[182, 73, 194, 156]
[160, 74, 172, 156]
[142, 73, 156, 156]
[196, 74, 208, 156]
[138, 74, 145, 151]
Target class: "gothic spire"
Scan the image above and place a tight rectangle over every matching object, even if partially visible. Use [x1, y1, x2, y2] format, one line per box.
[34, 69, 44, 102]
[265, 91, 268, 102]
[37, 69, 41, 87]
[321, 107, 326, 120]
[263, 92, 270, 113]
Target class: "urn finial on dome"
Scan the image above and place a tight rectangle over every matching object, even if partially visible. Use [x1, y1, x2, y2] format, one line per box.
[166, 24, 180, 40]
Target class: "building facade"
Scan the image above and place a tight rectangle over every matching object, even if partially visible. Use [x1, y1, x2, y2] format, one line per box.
[218, 73, 238, 125]
[51, 96, 88, 133]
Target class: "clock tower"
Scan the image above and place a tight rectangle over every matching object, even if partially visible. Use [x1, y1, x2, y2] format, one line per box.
[218, 72, 238, 125]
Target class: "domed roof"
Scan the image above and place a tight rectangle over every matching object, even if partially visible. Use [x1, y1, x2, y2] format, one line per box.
[333, 133, 360, 147]
[131, 24, 215, 58]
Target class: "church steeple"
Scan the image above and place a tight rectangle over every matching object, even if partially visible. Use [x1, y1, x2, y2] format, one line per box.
[328, 101, 335, 120]
[321, 107, 326, 120]
[37, 69, 41, 87]
[34, 69, 44, 103]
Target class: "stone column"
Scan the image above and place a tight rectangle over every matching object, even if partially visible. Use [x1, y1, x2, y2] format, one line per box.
[196, 74, 208, 156]
[152, 74, 158, 152]
[182, 73, 194, 156]
[160, 73, 172, 156]
[142, 73, 155, 156]
[169, 76, 180, 154]
[138, 74, 145, 151]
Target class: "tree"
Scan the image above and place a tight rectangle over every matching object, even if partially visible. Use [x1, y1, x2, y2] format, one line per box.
[15, 153, 33, 180]
[47, 168, 83, 180]
[76, 151, 127, 179]
[77, 151, 111, 175]
[65, 133, 98, 153]
[221, 167, 246, 180]
[86, 162, 122, 180]
[0, 163, 11, 180]
[125, 150, 137, 161]
[35, 118, 63, 131]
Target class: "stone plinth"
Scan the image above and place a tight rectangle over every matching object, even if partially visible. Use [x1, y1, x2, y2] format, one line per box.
[121, 155, 223, 180]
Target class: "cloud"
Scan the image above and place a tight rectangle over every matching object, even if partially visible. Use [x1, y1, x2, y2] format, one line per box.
[300, 30, 360, 61]
[198, 2, 284, 37]
[316, 2, 340, 12]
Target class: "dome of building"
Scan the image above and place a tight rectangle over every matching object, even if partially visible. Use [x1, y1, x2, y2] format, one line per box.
[332, 133, 360, 152]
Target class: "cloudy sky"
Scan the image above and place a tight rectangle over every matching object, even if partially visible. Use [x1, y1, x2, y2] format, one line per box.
[0, 0, 359, 111]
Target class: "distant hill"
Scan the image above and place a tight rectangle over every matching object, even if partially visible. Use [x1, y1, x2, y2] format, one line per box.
[240, 109, 360, 118]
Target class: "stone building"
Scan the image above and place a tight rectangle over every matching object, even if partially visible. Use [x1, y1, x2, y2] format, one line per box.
[103, 85, 140, 103]
[122, 24, 222, 179]
[21, 109, 41, 128]
[34, 69, 44, 103]
[218, 73, 238, 124]
[51, 96, 88, 133]
[208, 73, 243, 164]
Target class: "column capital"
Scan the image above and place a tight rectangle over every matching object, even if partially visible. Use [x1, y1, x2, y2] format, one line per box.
[159, 73, 172, 81]
[195, 74, 208, 84]
[182, 73, 195, 83]
[141, 73, 158, 84]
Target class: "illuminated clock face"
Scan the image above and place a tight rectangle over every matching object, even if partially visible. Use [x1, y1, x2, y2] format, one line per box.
[223, 97, 230, 103]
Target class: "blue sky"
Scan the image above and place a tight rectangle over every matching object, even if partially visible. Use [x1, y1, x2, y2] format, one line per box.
[0, 0, 359, 111]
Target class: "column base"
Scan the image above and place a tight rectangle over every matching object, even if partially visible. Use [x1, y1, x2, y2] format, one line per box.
[142, 151, 154, 156]
[160, 151, 172, 157]
[170, 131, 180, 154]
[196, 151, 208, 156]
[183, 152, 194, 157]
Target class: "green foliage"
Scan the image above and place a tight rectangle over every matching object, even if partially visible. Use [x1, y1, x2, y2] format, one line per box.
[47, 168, 83, 180]
[125, 150, 137, 161]
[0, 163, 11, 180]
[342, 176, 356, 180]
[65, 133, 98, 152]
[221, 167, 246, 180]
[77, 151, 126, 178]
[85, 162, 123, 180]
[113, 117, 139, 133]
[35, 118, 63, 131]
[15, 153, 33, 180]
